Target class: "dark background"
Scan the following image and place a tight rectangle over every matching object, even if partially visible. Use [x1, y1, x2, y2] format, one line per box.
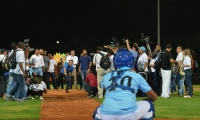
[1, 0, 200, 60]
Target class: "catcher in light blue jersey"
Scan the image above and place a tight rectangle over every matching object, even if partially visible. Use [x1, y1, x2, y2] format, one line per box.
[93, 48, 157, 120]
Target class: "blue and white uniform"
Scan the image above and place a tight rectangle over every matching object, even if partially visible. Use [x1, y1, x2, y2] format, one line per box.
[93, 48, 155, 120]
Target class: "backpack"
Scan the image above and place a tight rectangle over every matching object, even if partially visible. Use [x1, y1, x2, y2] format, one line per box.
[2, 57, 10, 72]
[99, 53, 111, 69]
[8, 50, 20, 70]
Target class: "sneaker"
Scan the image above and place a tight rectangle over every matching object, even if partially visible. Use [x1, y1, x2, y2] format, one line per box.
[87, 95, 93, 98]
[6, 95, 15, 101]
[39, 96, 43, 100]
[27, 96, 32, 99]
[31, 97, 35, 100]
[184, 95, 191, 98]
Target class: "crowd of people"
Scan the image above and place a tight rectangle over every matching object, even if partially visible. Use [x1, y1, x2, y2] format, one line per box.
[0, 40, 198, 101]
[0, 40, 198, 119]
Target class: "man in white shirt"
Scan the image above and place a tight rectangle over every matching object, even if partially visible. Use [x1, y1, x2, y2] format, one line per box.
[137, 46, 148, 72]
[5, 42, 18, 100]
[7, 41, 26, 102]
[30, 49, 45, 76]
[176, 46, 184, 96]
[48, 54, 57, 89]
[93, 47, 110, 99]
[66, 50, 78, 89]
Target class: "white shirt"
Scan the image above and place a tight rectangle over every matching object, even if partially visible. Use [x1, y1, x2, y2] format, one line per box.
[93, 51, 107, 70]
[183, 55, 191, 70]
[29, 81, 47, 91]
[66, 55, 78, 67]
[109, 55, 115, 70]
[150, 58, 155, 72]
[49, 59, 56, 72]
[30, 54, 44, 68]
[0, 54, 6, 63]
[137, 53, 148, 72]
[176, 51, 183, 62]
[13, 48, 25, 75]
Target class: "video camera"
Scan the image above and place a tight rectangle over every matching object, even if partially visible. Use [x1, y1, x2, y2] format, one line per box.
[111, 37, 129, 47]
[141, 33, 150, 43]
[24, 39, 34, 51]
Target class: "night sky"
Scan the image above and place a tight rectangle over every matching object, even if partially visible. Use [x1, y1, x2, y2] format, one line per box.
[1, 0, 200, 59]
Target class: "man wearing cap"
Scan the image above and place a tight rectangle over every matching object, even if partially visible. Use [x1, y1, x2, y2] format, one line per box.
[137, 46, 148, 72]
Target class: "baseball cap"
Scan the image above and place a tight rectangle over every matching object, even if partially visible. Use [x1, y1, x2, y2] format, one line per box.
[139, 46, 146, 52]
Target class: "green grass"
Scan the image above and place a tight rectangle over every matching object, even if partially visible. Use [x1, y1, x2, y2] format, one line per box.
[95, 85, 200, 120]
[0, 97, 41, 120]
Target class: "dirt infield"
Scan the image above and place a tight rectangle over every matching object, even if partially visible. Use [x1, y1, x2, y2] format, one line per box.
[40, 89, 100, 120]
[40, 88, 200, 120]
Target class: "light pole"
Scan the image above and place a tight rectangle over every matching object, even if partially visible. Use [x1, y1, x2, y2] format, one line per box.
[157, 0, 160, 45]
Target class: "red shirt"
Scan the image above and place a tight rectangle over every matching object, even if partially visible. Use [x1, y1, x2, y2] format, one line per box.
[85, 73, 97, 87]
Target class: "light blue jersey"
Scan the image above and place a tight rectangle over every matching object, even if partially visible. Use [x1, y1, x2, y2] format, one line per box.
[100, 67, 151, 115]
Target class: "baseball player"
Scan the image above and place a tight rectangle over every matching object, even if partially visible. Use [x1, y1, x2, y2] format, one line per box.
[92, 48, 157, 120]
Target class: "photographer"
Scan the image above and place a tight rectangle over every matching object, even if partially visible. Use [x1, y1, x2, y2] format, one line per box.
[93, 47, 110, 99]
[125, 39, 138, 69]
[149, 45, 162, 94]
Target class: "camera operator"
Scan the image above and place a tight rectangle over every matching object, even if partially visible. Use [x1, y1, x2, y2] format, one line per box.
[149, 45, 162, 95]
[125, 39, 138, 70]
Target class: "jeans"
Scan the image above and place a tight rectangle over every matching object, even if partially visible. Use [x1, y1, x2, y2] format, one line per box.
[177, 74, 184, 95]
[49, 72, 57, 89]
[32, 67, 43, 76]
[80, 70, 88, 89]
[57, 73, 64, 89]
[29, 68, 34, 76]
[43, 69, 50, 89]
[57, 73, 71, 91]
[184, 69, 193, 96]
[6, 73, 15, 100]
[65, 76, 71, 91]
[24, 85, 28, 98]
[84, 83, 98, 96]
[171, 74, 177, 93]
[9, 74, 25, 100]
[151, 72, 158, 93]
